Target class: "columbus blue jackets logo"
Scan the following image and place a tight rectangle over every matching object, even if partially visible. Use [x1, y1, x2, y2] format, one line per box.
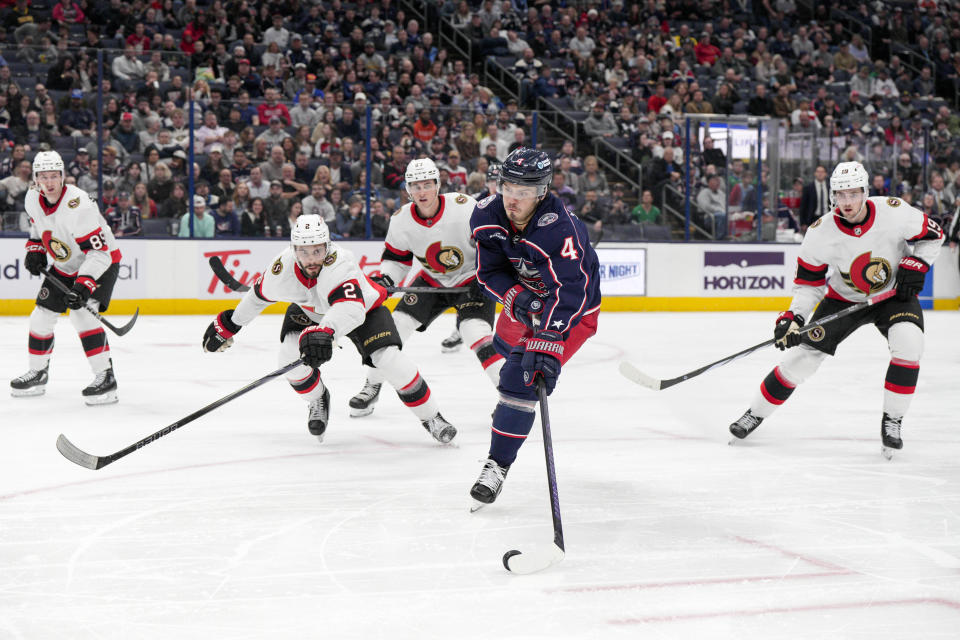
[478, 194, 496, 208]
[416, 241, 464, 273]
[537, 212, 559, 227]
[839, 251, 891, 294]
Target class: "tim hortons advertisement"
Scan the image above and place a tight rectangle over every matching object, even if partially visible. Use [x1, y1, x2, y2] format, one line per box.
[701, 247, 802, 296]
[595, 247, 647, 296]
[199, 240, 387, 298]
[0, 238, 146, 299]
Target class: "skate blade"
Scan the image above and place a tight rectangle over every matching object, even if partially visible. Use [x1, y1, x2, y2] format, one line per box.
[83, 390, 118, 406]
[349, 406, 375, 418]
[441, 344, 462, 354]
[432, 428, 458, 445]
[881, 445, 896, 460]
[470, 500, 489, 513]
[10, 386, 46, 397]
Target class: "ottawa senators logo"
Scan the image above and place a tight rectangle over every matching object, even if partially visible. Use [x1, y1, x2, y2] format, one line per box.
[416, 241, 464, 274]
[68, 197, 80, 208]
[839, 251, 892, 294]
[41, 230, 71, 262]
[271, 258, 283, 275]
[810, 218, 822, 229]
[807, 326, 826, 342]
[403, 293, 418, 305]
[323, 251, 337, 266]
[886, 197, 901, 207]
[455, 194, 468, 204]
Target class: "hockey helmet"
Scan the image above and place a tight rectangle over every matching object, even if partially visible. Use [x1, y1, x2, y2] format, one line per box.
[291, 214, 330, 247]
[404, 158, 440, 198]
[486, 162, 501, 182]
[32, 150, 65, 182]
[499, 147, 553, 198]
[829, 161, 868, 208]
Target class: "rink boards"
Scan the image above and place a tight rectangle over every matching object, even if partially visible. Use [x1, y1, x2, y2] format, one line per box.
[1, 238, 958, 314]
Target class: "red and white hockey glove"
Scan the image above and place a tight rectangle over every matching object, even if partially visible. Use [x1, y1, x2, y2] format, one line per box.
[299, 326, 335, 368]
[774, 310, 805, 351]
[202, 309, 241, 353]
[502, 285, 543, 329]
[65, 276, 97, 310]
[894, 256, 928, 301]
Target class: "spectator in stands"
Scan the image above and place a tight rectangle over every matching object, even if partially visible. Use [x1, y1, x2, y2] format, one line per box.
[799, 165, 830, 231]
[584, 102, 618, 139]
[178, 195, 214, 238]
[262, 180, 289, 235]
[301, 181, 335, 223]
[106, 191, 142, 237]
[632, 189, 662, 224]
[685, 89, 713, 114]
[0, 159, 30, 208]
[746, 83, 774, 116]
[13, 110, 53, 150]
[238, 196, 264, 237]
[580, 155, 610, 196]
[132, 182, 157, 219]
[112, 46, 146, 90]
[696, 174, 727, 240]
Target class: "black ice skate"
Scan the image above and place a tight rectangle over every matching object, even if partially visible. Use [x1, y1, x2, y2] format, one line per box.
[470, 458, 510, 512]
[348, 380, 381, 417]
[729, 409, 763, 441]
[10, 365, 49, 397]
[422, 413, 457, 444]
[881, 413, 903, 460]
[307, 387, 331, 442]
[441, 328, 463, 353]
[82, 367, 118, 405]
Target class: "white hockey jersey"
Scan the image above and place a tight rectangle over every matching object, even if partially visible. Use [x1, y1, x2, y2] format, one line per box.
[789, 196, 944, 319]
[379, 192, 478, 287]
[25, 184, 120, 279]
[232, 244, 387, 339]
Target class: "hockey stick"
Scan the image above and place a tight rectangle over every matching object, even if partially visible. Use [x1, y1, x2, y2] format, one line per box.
[503, 379, 565, 574]
[208, 255, 467, 295]
[37, 267, 140, 336]
[619, 289, 898, 391]
[56, 359, 304, 470]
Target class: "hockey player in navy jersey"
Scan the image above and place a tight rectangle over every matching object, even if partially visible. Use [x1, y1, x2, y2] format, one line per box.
[728, 161, 943, 459]
[469, 147, 602, 508]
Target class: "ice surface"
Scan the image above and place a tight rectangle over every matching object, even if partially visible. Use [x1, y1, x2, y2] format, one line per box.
[1, 311, 958, 639]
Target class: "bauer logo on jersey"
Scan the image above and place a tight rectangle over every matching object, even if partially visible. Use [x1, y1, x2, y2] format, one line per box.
[67, 197, 80, 208]
[537, 212, 559, 227]
[455, 194, 468, 205]
[887, 197, 901, 207]
[417, 241, 464, 274]
[271, 257, 283, 275]
[840, 251, 891, 294]
[477, 194, 496, 208]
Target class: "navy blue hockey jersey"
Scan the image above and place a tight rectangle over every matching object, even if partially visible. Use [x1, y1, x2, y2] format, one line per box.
[470, 192, 601, 338]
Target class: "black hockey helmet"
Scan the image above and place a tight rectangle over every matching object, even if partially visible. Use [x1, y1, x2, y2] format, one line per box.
[487, 162, 501, 182]
[499, 147, 553, 197]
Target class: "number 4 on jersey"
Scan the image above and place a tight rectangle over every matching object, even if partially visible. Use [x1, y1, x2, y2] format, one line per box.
[560, 236, 579, 260]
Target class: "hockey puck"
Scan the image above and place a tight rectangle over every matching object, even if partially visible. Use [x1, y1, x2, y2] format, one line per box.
[502, 549, 521, 570]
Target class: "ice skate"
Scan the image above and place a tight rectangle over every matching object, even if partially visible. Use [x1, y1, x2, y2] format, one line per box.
[10, 365, 49, 397]
[82, 367, 118, 405]
[348, 379, 381, 417]
[441, 328, 463, 353]
[422, 412, 457, 444]
[729, 409, 763, 442]
[881, 413, 903, 460]
[470, 458, 510, 512]
[307, 387, 331, 442]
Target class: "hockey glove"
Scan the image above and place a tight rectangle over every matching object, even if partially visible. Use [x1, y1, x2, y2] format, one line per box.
[371, 273, 394, 288]
[774, 311, 805, 351]
[894, 256, 929, 301]
[65, 276, 97, 310]
[521, 330, 564, 394]
[202, 309, 241, 353]
[24, 241, 47, 276]
[299, 326, 335, 369]
[503, 285, 543, 329]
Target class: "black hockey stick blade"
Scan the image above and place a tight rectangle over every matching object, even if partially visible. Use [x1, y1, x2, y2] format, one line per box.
[619, 289, 899, 392]
[37, 267, 139, 337]
[55, 360, 304, 470]
[209, 256, 250, 292]
[385, 285, 468, 294]
[503, 380, 565, 575]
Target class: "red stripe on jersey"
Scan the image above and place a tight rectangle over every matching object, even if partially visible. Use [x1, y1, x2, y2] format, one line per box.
[832, 200, 876, 237]
[794, 276, 827, 286]
[363, 273, 389, 308]
[411, 195, 446, 228]
[38, 188, 67, 216]
[773, 366, 796, 389]
[884, 381, 915, 395]
[383, 241, 413, 265]
[110, 248, 122, 263]
[75, 227, 104, 244]
[293, 262, 317, 288]
[825, 286, 854, 302]
[797, 257, 828, 273]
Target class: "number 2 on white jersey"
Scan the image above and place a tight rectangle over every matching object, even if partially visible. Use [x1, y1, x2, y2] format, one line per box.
[560, 236, 579, 260]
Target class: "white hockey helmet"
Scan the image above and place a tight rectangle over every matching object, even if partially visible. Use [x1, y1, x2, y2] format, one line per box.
[32, 150, 65, 182]
[404, 158, 440, 197]
[290, 214, 330, 246]
[829, 161, 868, 208]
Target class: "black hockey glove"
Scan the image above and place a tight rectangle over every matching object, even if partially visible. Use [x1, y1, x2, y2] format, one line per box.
[503, 284, 543, 329]
[65, 276, 97, 310]
[521, 330, 564, 394]
[894, 256, 929, 301]
[371, 273, 394, 288]
[24, 241, 47, 276]
[773, 310, 805, 351]
[299, 326, 335, 368]
[202, 309, 241, 353]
